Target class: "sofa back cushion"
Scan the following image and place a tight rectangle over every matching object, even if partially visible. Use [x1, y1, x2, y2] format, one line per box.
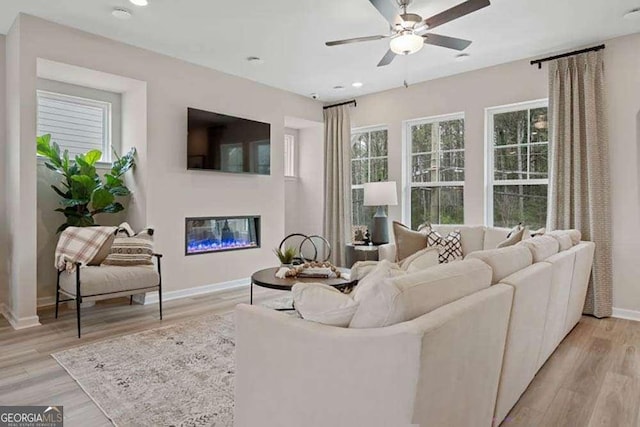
[546, 230, 573, 251]
[465, 246, 533, 284]
[483, 227, 512, 250]
[518, 235, 559, 262]
[349, 259, 492, 328]
[432, 225, 485, 257]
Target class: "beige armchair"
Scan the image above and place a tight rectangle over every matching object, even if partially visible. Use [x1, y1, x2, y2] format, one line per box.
[55, 254, 163, 338]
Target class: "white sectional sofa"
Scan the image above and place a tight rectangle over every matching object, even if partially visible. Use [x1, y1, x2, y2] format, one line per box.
[235, 226, 595, 427]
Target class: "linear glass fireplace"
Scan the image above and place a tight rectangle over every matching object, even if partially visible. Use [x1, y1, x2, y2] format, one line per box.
[185, 216, 260, 255]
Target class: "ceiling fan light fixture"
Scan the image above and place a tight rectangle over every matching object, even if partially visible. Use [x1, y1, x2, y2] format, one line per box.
[389, 33, 424, 55]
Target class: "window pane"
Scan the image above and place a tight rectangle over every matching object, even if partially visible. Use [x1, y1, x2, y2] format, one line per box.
[494, 146, 527, 180]
[370, 158, 388, 182]
[529, 144, 548, 179]
[493, 184, 548, 230]
[411, 186, 463, 227]
[351, 159, 368, 185]
[439, 150, 464, 182]
[351, 133, 368, 159]
[370, 130, 388, 157]
[352, 188, 377, 233]
[411, 123, 432, 153]
[493, 110, 527, 146]
[530, 107, 549, 143]
[440, 119, 464, 150]
[411, 154, 434, 183]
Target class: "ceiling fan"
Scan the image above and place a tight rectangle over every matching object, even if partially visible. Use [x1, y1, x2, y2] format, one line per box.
[325, 0, 490, 67]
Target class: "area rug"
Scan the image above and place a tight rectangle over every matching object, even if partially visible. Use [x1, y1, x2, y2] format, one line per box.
[52, 296, 293, 426]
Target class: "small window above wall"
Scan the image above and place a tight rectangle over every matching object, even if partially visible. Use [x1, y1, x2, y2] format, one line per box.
[37, 90, 112, 163]
[284, 134, 296, 178]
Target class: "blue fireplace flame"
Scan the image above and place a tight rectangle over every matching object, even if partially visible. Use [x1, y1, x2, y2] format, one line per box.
[186, 216, 260, 255]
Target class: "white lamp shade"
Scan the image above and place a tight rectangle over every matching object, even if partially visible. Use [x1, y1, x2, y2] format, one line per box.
[363, 181, 398, 206]
[390, 33, 424, 55]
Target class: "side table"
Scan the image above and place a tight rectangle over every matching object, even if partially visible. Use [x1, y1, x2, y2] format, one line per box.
[345, 244, 380, 268]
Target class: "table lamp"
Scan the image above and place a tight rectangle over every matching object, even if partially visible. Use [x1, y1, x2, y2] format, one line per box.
[363, 181, 398, 245]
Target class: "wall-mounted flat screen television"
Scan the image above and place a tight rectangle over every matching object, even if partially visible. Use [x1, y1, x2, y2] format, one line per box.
[187, 108, 271, 175]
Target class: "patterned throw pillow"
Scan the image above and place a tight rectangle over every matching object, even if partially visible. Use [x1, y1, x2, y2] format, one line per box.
[102, 227, 154, 266]
[424, 227, 463, 263]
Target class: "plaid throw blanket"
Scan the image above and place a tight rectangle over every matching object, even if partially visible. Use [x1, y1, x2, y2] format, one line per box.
[55, 226, 117, 272]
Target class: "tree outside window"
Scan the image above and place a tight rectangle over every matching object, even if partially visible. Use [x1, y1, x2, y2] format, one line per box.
[407, 115, 465, 229]
[488, 101, 549, 230]
[351, 127, 388, 233]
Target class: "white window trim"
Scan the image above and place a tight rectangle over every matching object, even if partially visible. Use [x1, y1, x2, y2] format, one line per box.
[37, 89, 113, 164]
[485, 99, 549, 227]
[403, 112, 465, 228]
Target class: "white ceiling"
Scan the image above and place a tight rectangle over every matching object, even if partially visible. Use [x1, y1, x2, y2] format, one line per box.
[1, 0, 639, 101]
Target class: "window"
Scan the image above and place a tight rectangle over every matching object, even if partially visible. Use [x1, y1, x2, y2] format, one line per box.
[487, 100, 549, 230]
[284, 134, 296, 177]
[406, 114, 465, 229]
[37, 90, 112, 162]
[351, 127, 388, 232]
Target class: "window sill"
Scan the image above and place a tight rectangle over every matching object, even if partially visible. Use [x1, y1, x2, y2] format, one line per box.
[37, 155, 113, 169]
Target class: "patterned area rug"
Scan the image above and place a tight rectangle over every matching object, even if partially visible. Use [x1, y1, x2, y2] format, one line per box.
[52, 296, 293, 426]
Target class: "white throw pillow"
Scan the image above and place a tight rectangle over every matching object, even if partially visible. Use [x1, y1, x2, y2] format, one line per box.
[350, 260, 381, 281]
[292, 283, 358, 327]
[399, 247, 440, 272]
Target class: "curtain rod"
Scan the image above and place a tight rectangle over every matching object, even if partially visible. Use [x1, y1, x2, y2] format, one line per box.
[530, 44, 605, 69]
[323, 99, 357, 110]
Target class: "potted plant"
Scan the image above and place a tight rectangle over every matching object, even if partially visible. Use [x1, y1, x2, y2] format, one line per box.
[36, 134, 137, 232]
[274, 246, 297, 267]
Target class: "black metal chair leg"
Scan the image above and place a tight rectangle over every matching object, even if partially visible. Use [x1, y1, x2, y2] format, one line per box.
[156, 254, 163, 320]
[130, 295, 133, 305]
[76, 264, 82, 338]
[55, 271, 61, 319]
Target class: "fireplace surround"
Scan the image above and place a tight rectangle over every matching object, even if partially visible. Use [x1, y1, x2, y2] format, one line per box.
[185, 216, 260, 255]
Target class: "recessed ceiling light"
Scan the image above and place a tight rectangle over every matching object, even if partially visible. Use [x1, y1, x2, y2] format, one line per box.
[246, 56, 264, 65]
[623, 8, 640, 19]
[333, 85, 345, 91]
[455, 53, 470, 62]
[129, 0, 148, 6]
[352, 82, 363, 88]
[112, 8, 132, 19]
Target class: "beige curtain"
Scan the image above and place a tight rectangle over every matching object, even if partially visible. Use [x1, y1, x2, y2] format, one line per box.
[548, 50, 612, 318]
[323, 105, 352, 267]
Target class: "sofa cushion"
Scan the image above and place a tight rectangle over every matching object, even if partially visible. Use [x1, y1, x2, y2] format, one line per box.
[483, 227, 511, 250]
[546, 231, 573, 251]
[431, 225, 485, 256]
[349, 259, 492, 328]
[399, 247, 440, 272]
[497, 227, 527, 248]
[392, 222, 427, 261]
[292, 283, 358, 327]
[518, 235, 559, 262]
[567, 229, 582, 245]
[465, 246, 533, 284]
[424, 227, 463, 263]
[59, 265, 159, 297]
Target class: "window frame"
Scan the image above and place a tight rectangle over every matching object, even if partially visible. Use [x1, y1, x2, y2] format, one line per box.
[284, 133, 297, 179]
[36, 89, 113, 164]
[350, 124, 389, 229]
[404, 112, 466, 228]
[485, 99, 549, 227]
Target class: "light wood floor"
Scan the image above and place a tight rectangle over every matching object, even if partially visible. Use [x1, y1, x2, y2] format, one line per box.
[1, 289, 639, 427]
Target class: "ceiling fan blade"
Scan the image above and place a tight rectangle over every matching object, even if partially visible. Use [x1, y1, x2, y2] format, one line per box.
[377, 49, 396, 67]
[424, 0, 490, 30]
[368, 0, 399, 26]
[325, 35, 388, 47]
[423, 33, 472, 51]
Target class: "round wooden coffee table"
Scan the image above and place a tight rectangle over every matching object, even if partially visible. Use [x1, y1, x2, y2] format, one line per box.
[250, 267, 356, 310]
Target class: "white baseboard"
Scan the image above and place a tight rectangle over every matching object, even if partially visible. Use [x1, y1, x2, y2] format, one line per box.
[142, 277, 250, 305]
[612, 307, 640, 322]
[0, 303, 41, 330]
